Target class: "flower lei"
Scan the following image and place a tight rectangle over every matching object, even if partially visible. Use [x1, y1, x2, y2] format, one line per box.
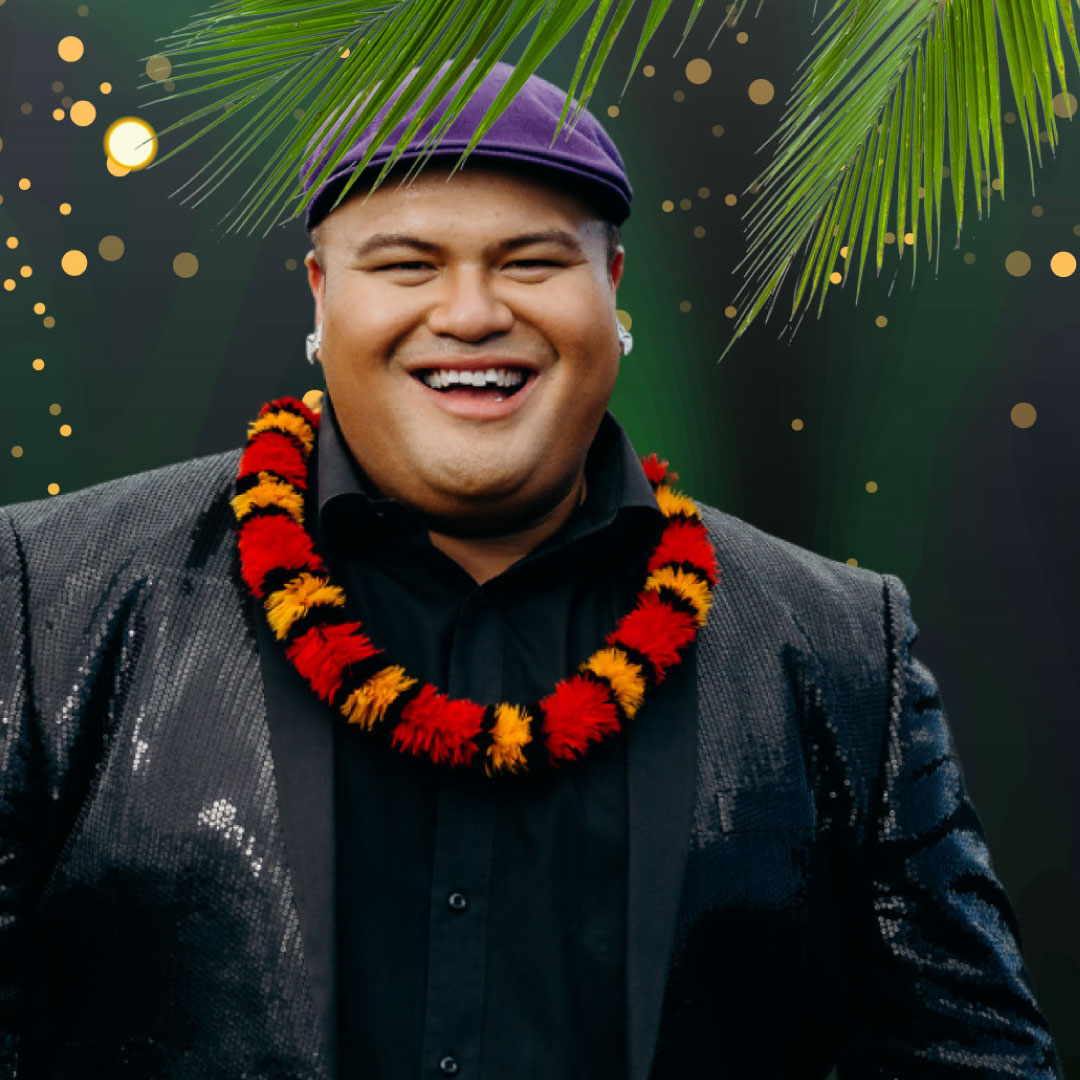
[231, 397, 720, 777]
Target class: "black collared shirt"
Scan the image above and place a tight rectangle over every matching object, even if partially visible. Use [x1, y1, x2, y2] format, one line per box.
[315, 394, 664, 1080]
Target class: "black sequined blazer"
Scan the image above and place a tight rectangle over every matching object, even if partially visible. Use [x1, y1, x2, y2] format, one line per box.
[0, 448, 1062, 1079]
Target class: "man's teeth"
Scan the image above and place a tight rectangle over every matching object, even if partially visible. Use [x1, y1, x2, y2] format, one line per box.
[420, 368, 529, 390]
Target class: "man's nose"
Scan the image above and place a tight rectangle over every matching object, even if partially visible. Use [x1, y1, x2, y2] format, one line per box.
[425, 265, 515, 342]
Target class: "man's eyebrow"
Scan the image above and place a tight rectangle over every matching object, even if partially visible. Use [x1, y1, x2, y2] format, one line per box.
[349, 229, 586, 259]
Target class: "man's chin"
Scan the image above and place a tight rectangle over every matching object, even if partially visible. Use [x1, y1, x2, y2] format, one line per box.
[409, 492, 547, 540]
[407, 446, 535, 503]
[405, 469, 580, 540]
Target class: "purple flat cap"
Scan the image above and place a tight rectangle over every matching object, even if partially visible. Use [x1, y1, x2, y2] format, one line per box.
[302, 60, 632, 230]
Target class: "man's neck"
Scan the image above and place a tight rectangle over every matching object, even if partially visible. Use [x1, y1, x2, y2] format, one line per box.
[427, 475, 588, 586]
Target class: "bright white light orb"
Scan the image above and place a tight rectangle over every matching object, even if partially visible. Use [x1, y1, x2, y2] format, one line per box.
[104, 117, 158, 170]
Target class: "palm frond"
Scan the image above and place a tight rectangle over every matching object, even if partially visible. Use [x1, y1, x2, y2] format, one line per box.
[141, 0, 724, 237]
[145, 0, 1079, 349]
[722, 0, 1080, 356]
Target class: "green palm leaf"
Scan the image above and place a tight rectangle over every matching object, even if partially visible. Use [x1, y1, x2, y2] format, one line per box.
[724, 0, 1079, 355]
[143, 0, 1079, 350]
[141, 0, 717, 237]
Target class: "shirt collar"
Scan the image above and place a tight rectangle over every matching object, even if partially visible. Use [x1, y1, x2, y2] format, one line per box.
[315, 392, 662, 551]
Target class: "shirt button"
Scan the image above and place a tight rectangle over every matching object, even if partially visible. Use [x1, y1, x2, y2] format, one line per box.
[447, 891, 468, 913]
[439, 1054, 460, 1075]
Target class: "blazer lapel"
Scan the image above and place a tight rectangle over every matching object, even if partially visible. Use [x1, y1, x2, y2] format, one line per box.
[253, 598, 338, 1077]
[626, 641, 699, 1080]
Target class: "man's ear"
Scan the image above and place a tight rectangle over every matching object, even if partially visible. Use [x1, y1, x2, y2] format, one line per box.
[304, 248, 325, 325]
[609, 246, 625, 296]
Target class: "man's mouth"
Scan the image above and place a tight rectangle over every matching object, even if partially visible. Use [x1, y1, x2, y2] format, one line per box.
[411, 366, 534, 401]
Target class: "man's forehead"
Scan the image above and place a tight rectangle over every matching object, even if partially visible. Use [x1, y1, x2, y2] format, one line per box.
[315, 163, 609, 255]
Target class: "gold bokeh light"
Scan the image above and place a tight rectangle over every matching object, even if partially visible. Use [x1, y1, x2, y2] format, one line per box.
[1011, 402, 1037, 429]
[58, 36, 84, 62]
[748, 79, 775, 105]
[69, 100, 96, 127]
[146, 55, 172, 81]
[104, 117, 157, 169]
[61, 250, 88, 276]
[1050, 251, 1077, 278]
[173, 252, 199, 278]
[685, 59, 712, 85]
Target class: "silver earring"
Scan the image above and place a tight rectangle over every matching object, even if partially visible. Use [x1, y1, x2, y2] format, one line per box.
[305, 323, 322, 365]
[616, 321, 633, 356]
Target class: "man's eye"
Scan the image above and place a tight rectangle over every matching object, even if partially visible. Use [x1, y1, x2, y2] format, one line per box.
[376, 259, 560, 271]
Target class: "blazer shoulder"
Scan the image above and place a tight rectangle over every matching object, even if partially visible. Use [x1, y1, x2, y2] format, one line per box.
[691, 501, 906, 809]
[1, 448, 242, 580]
[694, 499, 891, 670]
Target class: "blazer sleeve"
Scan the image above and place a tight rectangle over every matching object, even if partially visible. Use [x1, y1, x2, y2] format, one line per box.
[0, 507, 35, 1075]
[835, 573, 1063, 1078]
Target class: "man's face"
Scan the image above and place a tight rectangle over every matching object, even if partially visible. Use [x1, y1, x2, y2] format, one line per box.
[304, 161, 625, 536]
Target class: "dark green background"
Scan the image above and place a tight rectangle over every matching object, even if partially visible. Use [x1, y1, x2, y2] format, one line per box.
[2, 1, 1077, 1071]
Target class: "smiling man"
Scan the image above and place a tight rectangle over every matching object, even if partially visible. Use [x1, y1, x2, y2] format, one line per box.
[0, 60, 1063, 1080]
